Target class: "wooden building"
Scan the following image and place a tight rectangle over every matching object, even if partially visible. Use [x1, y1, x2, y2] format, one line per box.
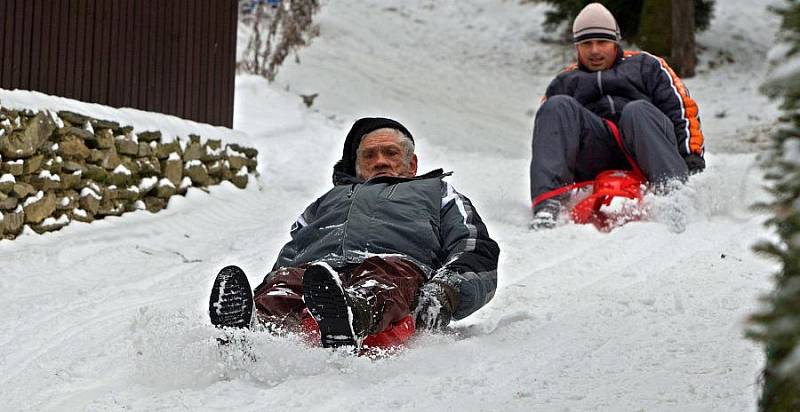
[0, 0, 238, 127]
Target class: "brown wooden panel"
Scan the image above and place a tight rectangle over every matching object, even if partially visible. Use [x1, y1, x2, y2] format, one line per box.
[130, 1, 146, 107]
[67, 0, 86, 99]
[3, 0, 236, 127]
[157, 0, 169, 117]
[208, 0, 220, 126]
[90, 0, 99, 101]
[200, 0, 213, 124]
[55, 0, 69, 96]
[210, 0, 219, 124]
[192, 0, 202, 123]
[56, 0, 70, 97]
[33, 0, 50, 92]
[1, 0, 16, 89]
[208, 0, 219, 126]
[164, 0, 180, 119]
[79, 0, 94, 101]
[46, 0, 62, 93]
[175, 0, 189, 120]
[123, 0, 137, 109]
[111, 0, 124, 108]
[224, 0, 237, 127]
[105, 0, 122, 107]
[73, 0, 88, 100]
[227, 0, 238, 126]
[187, 0, 201, 123]
[138, 1, 153, 110]
[94, 0, 113, 104]
[23, 0, 36, 89]
[21, 0, 34, 89]
[212, 0, 227, 126]
[208, 0, 218, 123]
[6, 0, 17, 87]
[152, 0, 163, 112]
[180, 0, 191, 121]
[62, 0, 75, 97]
[146, 0, 158, 112]
[145, 0, 158, 112]
[104, 0, 116, 106]
[129, 0, 140, 109]
[142, 0, 151, 111]
[187, 0, 200, 122]
[157, 0, 167, 113]
[199, 0, 211, 123]
[11, 0, 25, 88]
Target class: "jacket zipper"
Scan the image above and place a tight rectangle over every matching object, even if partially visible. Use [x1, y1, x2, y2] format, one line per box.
[597, 71, 617, 116]
[606, 95, 617, 115]
[596, 71, 604, 94]
[386, 184, 398, 198]
[342, 183, 359, 260]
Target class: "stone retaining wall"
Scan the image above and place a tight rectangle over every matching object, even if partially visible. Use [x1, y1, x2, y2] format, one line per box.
[0, 107, 258, 240]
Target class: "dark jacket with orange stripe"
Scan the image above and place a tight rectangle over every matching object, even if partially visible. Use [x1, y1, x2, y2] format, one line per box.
[544, 49, 704, 158]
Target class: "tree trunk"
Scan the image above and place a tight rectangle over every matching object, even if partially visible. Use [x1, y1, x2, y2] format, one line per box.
[671, 0, 696, 77]
[637, 0, 672, 58]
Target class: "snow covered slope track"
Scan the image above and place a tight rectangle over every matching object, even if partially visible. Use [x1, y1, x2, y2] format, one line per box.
[0, 0, 785, 410]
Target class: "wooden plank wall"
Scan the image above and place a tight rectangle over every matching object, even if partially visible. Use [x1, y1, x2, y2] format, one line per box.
[0, 0, 238, 127]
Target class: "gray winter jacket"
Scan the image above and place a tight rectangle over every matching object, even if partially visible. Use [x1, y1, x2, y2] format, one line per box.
[272, 170, 500, 320]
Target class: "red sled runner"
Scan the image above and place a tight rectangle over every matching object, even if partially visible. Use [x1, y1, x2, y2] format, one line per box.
[532, 121, 646, 232]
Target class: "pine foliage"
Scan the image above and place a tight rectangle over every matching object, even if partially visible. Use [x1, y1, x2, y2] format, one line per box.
[750, 1, 800, 410]
[523, 0, 714, 41]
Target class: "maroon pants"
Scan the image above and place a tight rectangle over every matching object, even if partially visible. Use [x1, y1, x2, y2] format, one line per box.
[253, 256, 425, 334]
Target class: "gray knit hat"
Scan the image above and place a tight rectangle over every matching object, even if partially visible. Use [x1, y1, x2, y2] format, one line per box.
[572, 3, 621, 44]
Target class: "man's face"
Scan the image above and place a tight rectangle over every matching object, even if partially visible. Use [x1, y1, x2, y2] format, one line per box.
[356, 131, 418, 180]
[576, 40, 617, 71]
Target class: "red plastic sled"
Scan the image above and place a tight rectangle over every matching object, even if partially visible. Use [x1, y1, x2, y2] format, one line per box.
[570, 169, 645, 230]
[532, 120, 647, 231]
[300, 309, 416, 349]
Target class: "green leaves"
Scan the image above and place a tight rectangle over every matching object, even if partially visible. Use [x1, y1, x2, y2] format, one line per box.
[752, 2, 800, 409]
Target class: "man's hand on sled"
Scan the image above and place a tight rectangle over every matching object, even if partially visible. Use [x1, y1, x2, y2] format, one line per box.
[684, 153, 705, 174]
[414, 279, 458, 331]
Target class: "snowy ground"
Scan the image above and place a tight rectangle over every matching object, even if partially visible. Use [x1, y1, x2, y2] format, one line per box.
[0, 0, 783, 410]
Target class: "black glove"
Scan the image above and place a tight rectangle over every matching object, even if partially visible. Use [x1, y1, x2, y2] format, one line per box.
[684, 153, 705, 174]
[413, 280, 458, 331]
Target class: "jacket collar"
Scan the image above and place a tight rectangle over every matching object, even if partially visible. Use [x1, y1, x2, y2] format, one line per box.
[334, 168, 450, 186]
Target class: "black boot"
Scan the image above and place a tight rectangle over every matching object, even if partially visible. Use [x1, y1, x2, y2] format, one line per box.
[530, 198, 561, 230]
[302, 264, 373, 348]
[209, 265, 254, 329]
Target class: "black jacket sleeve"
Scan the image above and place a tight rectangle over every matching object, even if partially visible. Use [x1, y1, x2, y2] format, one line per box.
[544, 76, 565, 99]
[641, 53, 704, 157]
[433, 181, 500, 320]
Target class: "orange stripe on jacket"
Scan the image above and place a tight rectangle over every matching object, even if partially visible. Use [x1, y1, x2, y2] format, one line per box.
[626, 51, 704, 155]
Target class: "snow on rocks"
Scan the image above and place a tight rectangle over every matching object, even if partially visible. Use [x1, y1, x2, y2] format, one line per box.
[0, 105, 259, 239]
[138, 176, 158, 194]
[113, 164, 132, 175]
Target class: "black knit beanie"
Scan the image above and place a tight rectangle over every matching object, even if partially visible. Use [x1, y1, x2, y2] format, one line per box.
[332, 117, 414, 185]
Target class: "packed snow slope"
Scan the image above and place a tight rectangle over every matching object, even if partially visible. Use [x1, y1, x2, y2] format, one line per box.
[0, 0, 783, 410]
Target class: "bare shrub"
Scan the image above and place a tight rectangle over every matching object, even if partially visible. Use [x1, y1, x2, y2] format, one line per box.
[238, 0, 320, 81]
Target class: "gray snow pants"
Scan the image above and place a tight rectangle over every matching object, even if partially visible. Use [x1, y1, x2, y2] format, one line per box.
[529, 95, 688, 207]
